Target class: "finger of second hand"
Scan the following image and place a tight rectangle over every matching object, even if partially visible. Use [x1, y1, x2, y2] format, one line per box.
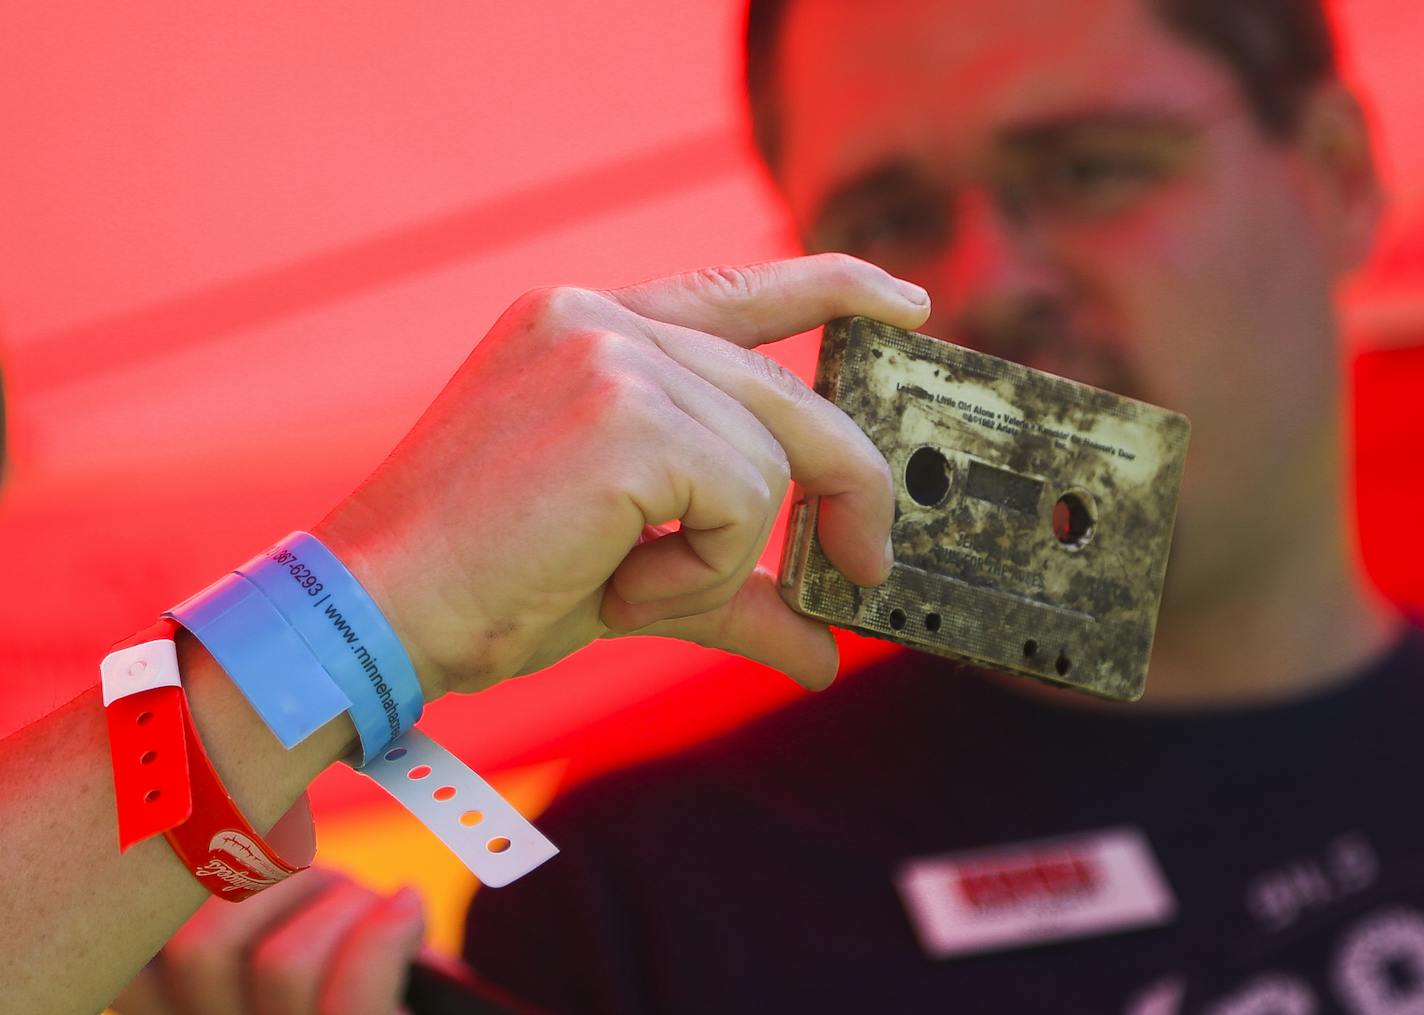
[161, 868, 346, 1015]
[247, 880, 389, 1015]
[317, 888, 426, 1015]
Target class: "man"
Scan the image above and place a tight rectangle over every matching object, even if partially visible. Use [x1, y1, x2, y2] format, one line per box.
[460, 1, 1422, 1012]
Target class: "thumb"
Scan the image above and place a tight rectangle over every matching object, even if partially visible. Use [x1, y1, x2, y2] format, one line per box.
[628, 567, 841, 691]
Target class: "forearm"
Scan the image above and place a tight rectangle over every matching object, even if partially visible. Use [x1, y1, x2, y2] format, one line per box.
[0, 633, 358, 1015]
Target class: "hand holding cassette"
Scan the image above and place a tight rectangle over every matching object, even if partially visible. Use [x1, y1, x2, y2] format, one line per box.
[316, 258, 931, 697]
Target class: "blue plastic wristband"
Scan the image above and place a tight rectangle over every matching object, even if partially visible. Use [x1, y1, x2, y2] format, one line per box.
[165, 546, 556, 886]
[236, 532, 424, 767]
[166, 572, 350, 747]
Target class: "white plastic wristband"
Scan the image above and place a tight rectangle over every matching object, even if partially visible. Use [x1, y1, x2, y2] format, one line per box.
[361, 729, 558, 887]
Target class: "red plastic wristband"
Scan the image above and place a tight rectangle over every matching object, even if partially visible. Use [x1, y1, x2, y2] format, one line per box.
[104, 620, 193, 851]
[161, 687, 311, 900]
[103, 619, 312, 901]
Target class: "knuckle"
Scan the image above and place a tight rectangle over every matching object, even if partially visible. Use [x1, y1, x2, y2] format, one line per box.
[571, 327, 635, 371]
[564, 332, 657, 409]
[748, 473, 778, 517]
[766, 445, 792, 491]
[813, 250, 873, 286]
[725, 463, 775, 528]
[602, 371, 664, 423]
[515, 285, 600, 330]
[692, 264, 758, 303]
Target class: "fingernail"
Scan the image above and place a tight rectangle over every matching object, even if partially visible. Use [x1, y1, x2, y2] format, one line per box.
[883, 535, 896, 573]
[897, 280, 930, 306]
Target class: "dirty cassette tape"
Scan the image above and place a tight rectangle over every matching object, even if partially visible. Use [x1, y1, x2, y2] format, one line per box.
[779, 316, 1191, 701]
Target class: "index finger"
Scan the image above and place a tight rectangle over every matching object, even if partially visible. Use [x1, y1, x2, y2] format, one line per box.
[603, 253, 930, 348]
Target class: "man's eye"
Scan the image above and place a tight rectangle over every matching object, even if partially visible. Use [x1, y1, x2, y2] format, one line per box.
[1028, 149, 1167, 217]
[1060, 154, 1146, 185]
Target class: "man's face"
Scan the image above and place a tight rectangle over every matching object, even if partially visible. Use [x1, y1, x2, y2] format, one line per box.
[773, 0, 1375, 606]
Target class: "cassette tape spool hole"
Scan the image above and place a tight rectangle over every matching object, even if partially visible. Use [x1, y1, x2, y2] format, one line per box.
[905, 447, 951, 507]
[1052, 491, 1096, 549]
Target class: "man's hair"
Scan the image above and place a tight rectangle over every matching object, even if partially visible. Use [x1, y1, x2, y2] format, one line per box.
[745, 0, 1340, 170]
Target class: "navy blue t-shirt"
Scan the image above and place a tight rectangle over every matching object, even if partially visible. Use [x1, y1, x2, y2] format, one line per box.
[464, 629, 1424, 1014]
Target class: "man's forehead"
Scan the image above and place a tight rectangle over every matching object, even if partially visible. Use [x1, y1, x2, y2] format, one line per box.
[775, 0, 1241, 217]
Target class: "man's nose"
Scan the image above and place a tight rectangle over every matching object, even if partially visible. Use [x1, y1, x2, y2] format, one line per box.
[927, 187, 1065, 349]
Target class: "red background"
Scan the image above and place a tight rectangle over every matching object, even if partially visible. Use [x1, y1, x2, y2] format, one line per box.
[1, 0, 1420, 803]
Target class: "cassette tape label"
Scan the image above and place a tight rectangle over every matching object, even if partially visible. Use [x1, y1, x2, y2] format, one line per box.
[891, 362, 1155, 484]
[782, 317, 1190, 701]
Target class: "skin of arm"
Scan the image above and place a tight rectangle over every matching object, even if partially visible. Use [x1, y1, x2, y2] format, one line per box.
[0, 254, 930, 1015]
[0, 634, 363, 1015]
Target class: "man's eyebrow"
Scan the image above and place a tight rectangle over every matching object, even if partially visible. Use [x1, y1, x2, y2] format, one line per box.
[809, 107, 1209, 227]
[811, 161, 930, 226]
[997, 108, 1206, 149]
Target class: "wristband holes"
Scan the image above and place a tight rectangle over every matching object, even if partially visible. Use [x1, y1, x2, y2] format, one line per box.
[136, 711, 154, 726]
[460, 810, 484, 827]
[486, 836, 511, 854]
[407, 765, 432, 781]
[433, 785, 457, 802]
[144, 789, 161, 803]
[384, 747, 408, 762]
[140, 751, 157, 765]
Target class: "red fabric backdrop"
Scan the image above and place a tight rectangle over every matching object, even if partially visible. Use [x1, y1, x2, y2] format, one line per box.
[0, 2, 1420, 812]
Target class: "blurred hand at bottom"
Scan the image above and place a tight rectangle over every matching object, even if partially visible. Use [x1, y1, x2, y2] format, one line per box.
[112, 868, 425, 1015]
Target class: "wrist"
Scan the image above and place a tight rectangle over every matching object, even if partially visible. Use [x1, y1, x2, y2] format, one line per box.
[312, 504, 451, 704]
[174, 630, 358, 828]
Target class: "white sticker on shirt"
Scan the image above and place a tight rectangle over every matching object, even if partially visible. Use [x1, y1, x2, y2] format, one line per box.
[896, 826, 1176, 959]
